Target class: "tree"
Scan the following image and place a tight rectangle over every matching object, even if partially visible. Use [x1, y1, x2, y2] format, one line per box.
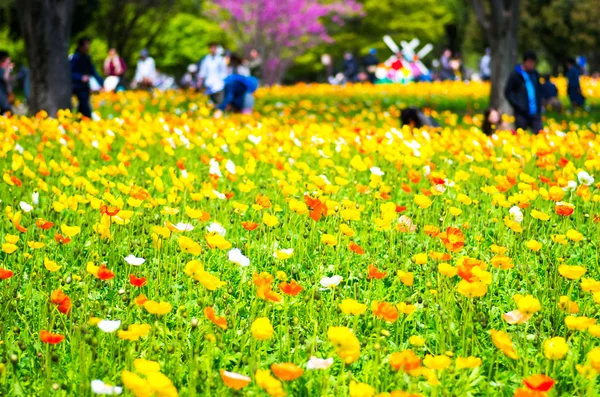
[209, 0, 362, 85]
[471, 0, 520, 113]
[16, 0, 76, 115]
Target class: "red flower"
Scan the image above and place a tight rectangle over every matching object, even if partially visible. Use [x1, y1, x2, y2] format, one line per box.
[51, 289, 71, 314]
[176, 158, 186, 170]
[0, 268, 13, 279]
[97, 265, 115, 280]
[100, 204, 120, 216]
[367, 264, 387, 280]
[304, 195, 327, 222]
[11, 176, 22, 187]
[523, 374, 555, 392]
[129, 274, 147, 287]
[557, 157, 569, 168]
[348, 242, 365, 255]
[36, 218, 54, 230]
[40, 330, 64, 344]
[279, 280, 303, 296]
[54, 233, 71, 244]
[242, 221, 259, 231]
[395, 205, 407, 213]
[554, 203, 574, 216]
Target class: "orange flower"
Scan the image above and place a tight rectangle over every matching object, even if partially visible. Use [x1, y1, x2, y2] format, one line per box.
[554, 202, 574, 216]
[204, 307, 228, 330]
[429, 252, 451, 261]
[36, 218, 54, 230]
[242, 221, 259, 231]
[439, 227, 464, 252]
[348, 241, 365, 255]
[367, 264, 387, 279]
[97, 265, 115, 280]
[100, 204, 120, 216]
[372, 301, 399, 323]
[389, 349, 421, 372]
[395, 204, 407, 213]
[456, 257, 485, 282]
[253, 272, 274, 286]
[271, 363, 304, 381]
[134, 294, 148, 305]
[407, 169, 421, 183]
[129, 274, 147, 287]
[257, 284, 283, 303]
[50, 289, 71, 314]
[54, 233, 71, 244]
[40, 330, 64, 344]
[0, 267, 13, 279]
[423, 225, 440, 237]
[129, 186, 149, 200]
[279, 280, 303, 296]
[305, 195, 327, 222]
[523, 374, 555, 392]
[256, 194, 272, 208]
[220, 370, 251, 390]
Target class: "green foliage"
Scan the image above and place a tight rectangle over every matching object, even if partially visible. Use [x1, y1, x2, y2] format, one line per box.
[0, 27, 24, 65]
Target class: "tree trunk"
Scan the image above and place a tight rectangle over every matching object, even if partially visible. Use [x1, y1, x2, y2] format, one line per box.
[16, 0, 76, 116]
[472, 0, 520, 114]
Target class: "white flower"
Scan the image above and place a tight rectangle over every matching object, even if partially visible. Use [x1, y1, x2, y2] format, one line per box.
[225, 160, 236, 175]
[220, 370, 251, 383]
[181, 169, 188, 178]
[124, 255, 145, 266]
[14, 143, 24, 153]
[212, 190, 226, 200]
[370, 166, 385, 176]
[32, 191, 39, 205]
[97, 320, 121, 333]
[306, 356, 334, 370]
[209, 159, 222, 177]
[563, 180, 577, 191]
[273, 248, 294, 260]
[206, 222, 226, 236]
[228, 248, 250, 267]
[19, 201, 33, 213]
[320, 275, 343, 288]
[91, 380, 122, 395]
[578, 171, 594, 186]
[248, 134, 262, 145]
[508, 206, 523, 223]
[173, 222, 194, 232]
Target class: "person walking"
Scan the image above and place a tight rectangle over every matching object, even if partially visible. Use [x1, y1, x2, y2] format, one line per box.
[480, 48, 491, 81]
[247, 48, 262, 81]
[103, 48, 126, 91]
[342, 52, 360, 83]
[0, 51, 14, 115]
[439, 49, 454, 81]
[132, 49, 156, 89]
[504, 51, 542, 133]
[214, 54, 258, 118]
[198, 42, 228, 105]
[70, 37, 103, 119]
[566, 58, 585, 108]
[363, 49, 379, 84]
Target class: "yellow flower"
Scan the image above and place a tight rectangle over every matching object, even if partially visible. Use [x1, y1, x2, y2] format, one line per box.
[289, 199, 308, 214]
[455, 356, 482, 369]
[263, 213, 279, 227]
[588, 347, 600, 372]
[558, 296, 580, 313]
[60, 224, 81, 237]
[350, 155, 368, 172]
[491, 329, 518, 359]
[205, 233, 232, 250]
[414, 195, 432, 209]
[544, 337, 568, 360]
[349, 381, 375, 397]
[320, 234, 337, 246]
[143, 300, 172, 315]
[558, 265, 586, 280]
[531, 209, 550, 221]
[449, 206, 462, 216]
[408, 335, 425, 347]
[456, 280, 487, 298]
[516, 295, 541, 315]
[118, 324, 151, 341]
[339, 299, 367, 315]
[255, 369, 285, 397]
[588, 325, 600, 338]
[581, 278, 600, 293]
[438, 263, 457, 277]
[251, 317, 274, 340]
[340, 224, 355, 237]
[121, 370, 152, 397]
[43, 257, 61, 272]
[423, 354, 451, 370]
[27, 241, 45, 249]
[178, 236, 202, 255]
[133, 358, 161, 374]
[551, 234, 568, 244]
[328, 326, 361, 364]
[412, 253, 427, 265]
[526, 240, 542, 252]
[565, 316, 596, 331]
[2, 243, 18, 254]
[397, 302, 416, 315]
[566, 229, 583, 242]
[273, 248, 294, 260]
[4, 234, 19, 244]
[397, 270, 414, 286]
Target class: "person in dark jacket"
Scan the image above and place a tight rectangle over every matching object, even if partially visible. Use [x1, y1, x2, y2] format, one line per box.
[70, 37, 103, 118]
[566, 58, 585, 108]
[0, 50, 14, 115]
[214, 54, 258, 118]
[400, 107, 439, 129]
[342, 52, 360, 83]
[504, 51, 542, 133]
[363, 49, 379, 84]
[540, 75, 562, 112]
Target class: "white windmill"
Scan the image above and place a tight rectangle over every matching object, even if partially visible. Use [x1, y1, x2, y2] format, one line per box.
[376, 35, 434, 82]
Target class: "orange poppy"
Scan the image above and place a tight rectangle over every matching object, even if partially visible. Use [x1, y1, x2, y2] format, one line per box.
[557, 157, 569, 168]
[257, 284, 283, 303]
[36, 218, 54, 230]
[407, 170, 421, 183]
[349, 242, 365, 255]
[271, 363, 304, 381]
[395, 205, 407, 213]
[225, 192, 234, 199]
[440, 227, 465, 252]
[523, 374, 555, 392]
[129, 186, 149, 200]
[219, 370, 251, 390]
[305, 195, 327, 222]
[40, 330, 64, 344]
[279, 280, 303, 296]
[554, 203, 574, 216]
[456, 257, 485, 282]
[11, 176, 22, 187]
[0, 268, 13, 279]
[100, 204, 120, 216]
[429, 252, 451, 261]
[204, 307, 228, 330]
[13, 218, 27, 233]
[97, 265, 115, 280]
[367, 264, 387, 279]
[242, 221, 259, 231]
[253, 272, 274, 286]
[129, 274, 147, 287]
[54, 233, 71, 244]
[176, 158, 186, 170]
[389, 349, 421, 372]
[372, 301, 399, 323]
[255, 194, 272, 208]
[134, 294, 148, 306]
[50, 289, 71, 314]
[424, 225, 440, 237]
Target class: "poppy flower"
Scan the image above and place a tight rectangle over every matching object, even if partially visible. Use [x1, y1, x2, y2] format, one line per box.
[40, 330, 64, 344]
[204, 307, 228, 330]
[50, 289, 71, 314]
[395, 204, 407, 213]
[97, 265, 115, 280]
[134, 294, 148, 306]
[279, 280, 303, 296]
[54, 233, 71, 244]
[348, 241, 365, 254]
[271, 363, 304, 381]
[257, 284, 283, 303]
[304, 195, 327, 222]
[554, 202, 574, 216]
[367, 264, 387, 279]
[255, 193, 272, 208]
[372, 301, 399, 323]
[523, 374, 555, 392]
[100, 204, 120, 216]
[129, 274, 147, 287]
[439, 227, 465, 252]
[220, 370, 251, 390]
[35, 218, 54, 230]
[389, 349, 421, 372]
[241, 221, 259, 231]
[0, 267, 13, 279]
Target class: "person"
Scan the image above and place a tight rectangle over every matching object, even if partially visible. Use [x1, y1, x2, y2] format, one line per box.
[480, 48, 491, 81]
[247, 49, 262, 80]
[482, 107, 510, 136]
[214, 54, 258, 118]
[400, 107, 439, 128]
[439, 49, 454, 81]
[363, 49, 379, 84]
[504, 50, 542, 133]
[342, 52, 360, 83]
[540, 75, 562, 112]
[0, 51, 14, 115]
[70, 37, 103, 119]
[198, 42, 228, 105]
[566, 58, 585, 108]
[103, 48, 126, 91]
[132, 49, 156, 89]
[180, 64, 199, 89]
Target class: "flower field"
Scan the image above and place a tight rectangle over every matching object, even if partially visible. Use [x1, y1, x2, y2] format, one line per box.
[1, 82, 600, 396]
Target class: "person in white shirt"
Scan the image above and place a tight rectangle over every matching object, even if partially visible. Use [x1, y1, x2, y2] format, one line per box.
[197, 42, 227, 104]
[132, 49, 156, 89]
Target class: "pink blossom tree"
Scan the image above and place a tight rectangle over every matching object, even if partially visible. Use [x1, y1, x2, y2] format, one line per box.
[209, 0, 362, 85]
